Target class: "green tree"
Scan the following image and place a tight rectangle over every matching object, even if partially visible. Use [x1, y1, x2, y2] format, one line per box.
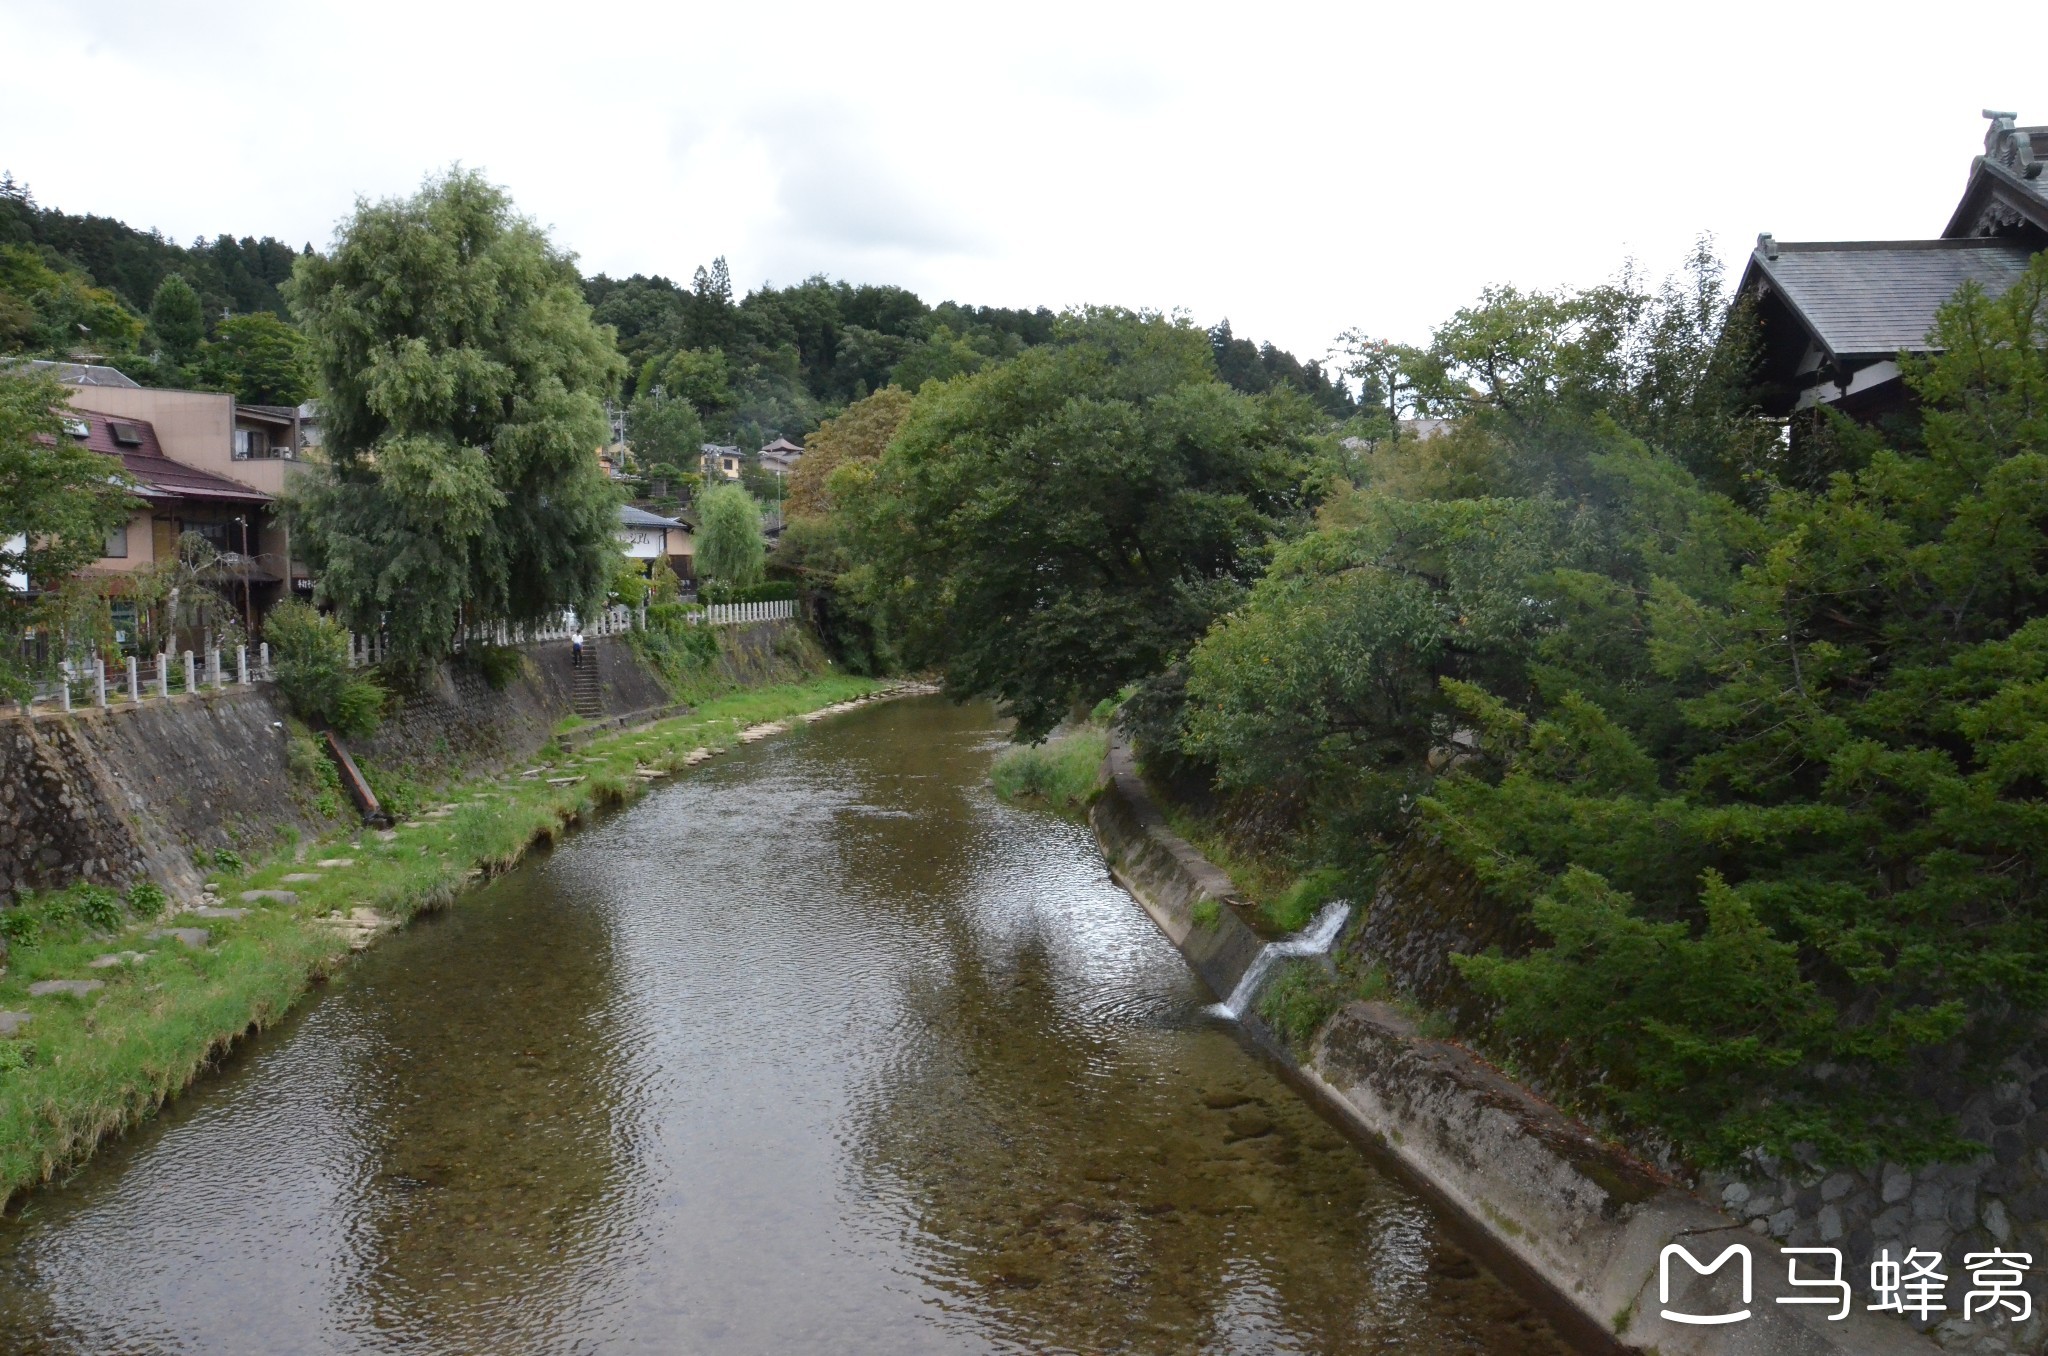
[283, 169, 624, 667]
[786, 385, 911, 519]
[625, 390, 705, 472]
[695, 482, 764, 586]
[843, 308, 1325, 740]
[199, 311, 314, 405]
[1431, 254, 2048, 1168]
[660, 347, 734, 416]
[147, 273, 205, 365]
[0, 369, 135, 695]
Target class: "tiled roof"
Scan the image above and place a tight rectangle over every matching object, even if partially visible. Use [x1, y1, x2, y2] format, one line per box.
[64, 407, 271, 504]
[618, 504, 684, 529]
[1746, 239, 2037, 360]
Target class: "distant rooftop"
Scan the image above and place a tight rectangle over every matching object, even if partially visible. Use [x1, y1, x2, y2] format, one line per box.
[618, 504, 684, 529]
[3, 358, 141, 388]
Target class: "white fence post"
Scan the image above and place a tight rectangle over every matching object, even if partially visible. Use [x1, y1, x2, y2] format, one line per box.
[258, 642, 270, 679]
[183, 650, 196, 694]
[237, 645, 249, 685]
[59, 674, 71, 713]
[127, 655, 140, 703]
[347, 633, 357, 667]
[94, 659, 107, 707]
[157, 653, 170, 699]
[208, 649, 222, 689]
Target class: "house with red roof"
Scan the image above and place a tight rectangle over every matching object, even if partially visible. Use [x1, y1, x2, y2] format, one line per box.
[59, 407, 280, 641]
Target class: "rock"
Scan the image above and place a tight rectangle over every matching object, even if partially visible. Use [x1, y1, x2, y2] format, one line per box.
[239, 891, 295, 904]
[192, 906, 249, 919]
[1820, 1172, 1858, 1202]
[374, 830, 398, 842]
[279, 873, 322, 884]
[1768, 1208, 1797, 1238]
[315, 859, 356, 868]
[1912, 1182, 1948, 1222]
[1984, 1197, 2013, 1244]
[0, 1012, 33, 1036]
[546, 777, 584, 787]
[1722, 1181, 1752, 1208]
[28, 979, 103, 998]
[87, 951, 147, 969]
[147, 928, 210, 947]
[1881, 1164, 1913, 1204]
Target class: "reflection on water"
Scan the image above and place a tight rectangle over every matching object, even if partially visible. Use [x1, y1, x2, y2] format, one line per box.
[0, 698, 1571, 1354]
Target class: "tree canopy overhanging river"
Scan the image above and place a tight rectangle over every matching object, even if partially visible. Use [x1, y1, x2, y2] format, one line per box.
[0, 697, 1573, 1355]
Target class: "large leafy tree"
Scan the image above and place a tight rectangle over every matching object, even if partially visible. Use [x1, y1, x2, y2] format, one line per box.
[0, 369, 135, 695]
[284, 169, 624, 666]
[694, 482, 764, 586]
[199, 311, 314, 405]
[842, 308, 1325, 740]
[1428, 255, 2048, 1168]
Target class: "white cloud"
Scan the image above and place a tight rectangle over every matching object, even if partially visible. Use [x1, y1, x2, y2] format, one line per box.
[0, 0, 2037, 360]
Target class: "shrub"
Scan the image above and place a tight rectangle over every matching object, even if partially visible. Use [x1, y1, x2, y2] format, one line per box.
[126, 881, 168, 919]
[264, 599, 386, 737]
[1258, 961, 1346, 1049]
[1267, 867, 1347, 934]
[990, 730, 1107, 814]
[0, 909, 37, 950]
[630, 602, 722, 694]
[76, 885, 122, 932]
[211, 848, 245, 872]
[700, 579, 798, 605]
[466, 643, 526, 691]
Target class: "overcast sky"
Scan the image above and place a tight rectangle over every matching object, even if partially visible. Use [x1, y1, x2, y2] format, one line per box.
[2, 0, 2040, 363]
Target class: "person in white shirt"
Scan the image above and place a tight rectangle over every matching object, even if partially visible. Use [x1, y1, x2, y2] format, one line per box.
[571, 630, 585, 668]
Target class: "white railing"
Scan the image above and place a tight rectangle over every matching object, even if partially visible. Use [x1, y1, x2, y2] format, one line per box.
[452, 603, 637, 653]
[690, 599, 795, 626]
[13, 644, 265, 712]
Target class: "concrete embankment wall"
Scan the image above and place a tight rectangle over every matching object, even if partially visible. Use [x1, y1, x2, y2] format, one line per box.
[0, 622, 815, 907]
[1089, 731, 1943, 1356]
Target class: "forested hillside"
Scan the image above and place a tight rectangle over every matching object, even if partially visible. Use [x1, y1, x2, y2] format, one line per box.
[588, 264, 1357, 466]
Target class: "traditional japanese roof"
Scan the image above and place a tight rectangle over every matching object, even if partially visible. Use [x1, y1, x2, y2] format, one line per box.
[235, 403, 300, 425]
[1943, 114, 2048, 242]
[65, 407, 271, 504]
[759, 437, 802, 455]
[4, 358, 141, 388]
[1740, 238, 2036, 363]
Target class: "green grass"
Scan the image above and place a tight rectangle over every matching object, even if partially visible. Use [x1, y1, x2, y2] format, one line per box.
[990, 728, 1108, 814]
[0, 672, 881, 1205]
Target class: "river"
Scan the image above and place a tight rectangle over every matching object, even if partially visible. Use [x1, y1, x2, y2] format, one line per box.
[0, 696, 1572, 1354]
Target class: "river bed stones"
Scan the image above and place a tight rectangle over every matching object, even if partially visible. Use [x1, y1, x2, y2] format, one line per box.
[28, 979, 103, 998]
[148, 927, 210, 948]
[316, 859, 356, 868]
[88, 951, 149, 969]
[191, 906, 248, 920]
[240, 890, 297, 905]
[279, 873, 323, 884]
[546, 776, 584, 786]
[0, 1012, 31, 1036]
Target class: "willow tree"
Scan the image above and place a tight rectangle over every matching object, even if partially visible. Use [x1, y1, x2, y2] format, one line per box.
[285, 169, 624, 666]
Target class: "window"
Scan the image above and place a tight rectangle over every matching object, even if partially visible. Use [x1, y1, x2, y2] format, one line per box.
[233, 429, 268, 459]
[107, 421, 143, 447]
[103, 522, 129, 559]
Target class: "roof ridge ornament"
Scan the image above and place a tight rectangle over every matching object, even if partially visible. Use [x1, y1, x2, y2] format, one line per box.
[1982, 109, 2041, 178]
[1757, 232, 1779, 260]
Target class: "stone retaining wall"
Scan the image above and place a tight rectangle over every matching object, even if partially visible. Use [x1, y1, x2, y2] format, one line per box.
[1, 624, 820, 909]
[1090, 731, 1946, 1356]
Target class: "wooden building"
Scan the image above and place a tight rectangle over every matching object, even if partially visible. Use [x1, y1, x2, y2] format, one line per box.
[1741, 111, 2046, 423]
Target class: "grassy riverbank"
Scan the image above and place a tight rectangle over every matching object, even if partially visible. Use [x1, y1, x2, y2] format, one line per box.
[0, 674, 882, 1204]
[989, 727, 1108, 815]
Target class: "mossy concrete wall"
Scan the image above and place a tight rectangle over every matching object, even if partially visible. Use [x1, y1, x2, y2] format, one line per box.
[1091, 730, 1944, 1356]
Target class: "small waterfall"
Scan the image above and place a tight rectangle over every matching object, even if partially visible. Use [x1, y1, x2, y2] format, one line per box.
[1208, 901, 1353, 1022]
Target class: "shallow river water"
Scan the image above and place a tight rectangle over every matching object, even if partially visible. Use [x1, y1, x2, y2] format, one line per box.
[0, 697, 1572, 1354]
